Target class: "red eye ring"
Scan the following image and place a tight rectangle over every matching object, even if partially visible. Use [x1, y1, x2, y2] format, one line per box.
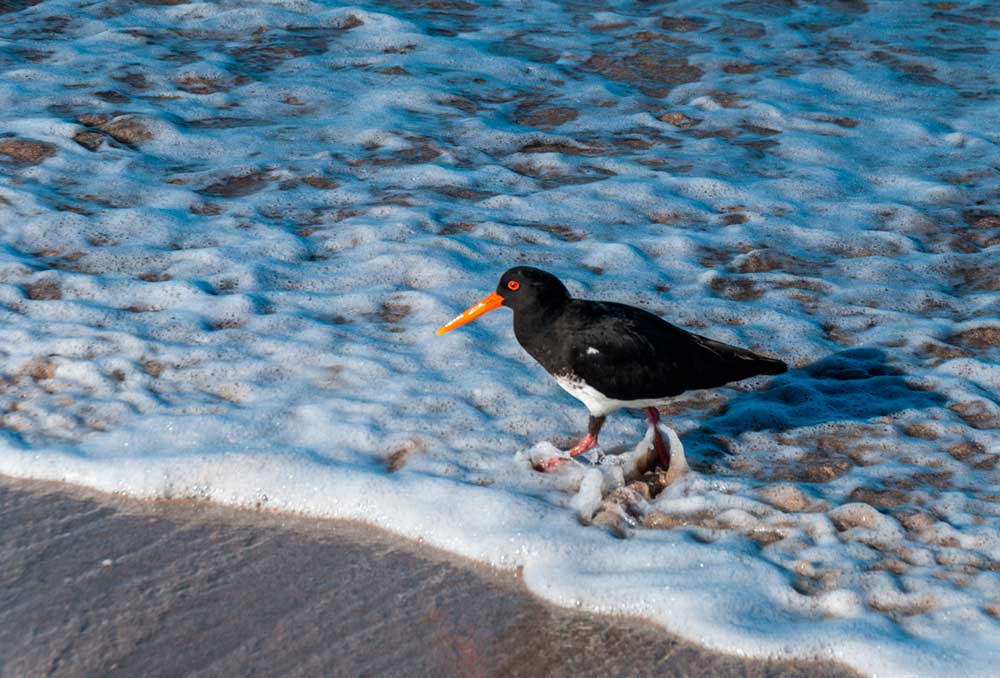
[507, 280, 520, 291]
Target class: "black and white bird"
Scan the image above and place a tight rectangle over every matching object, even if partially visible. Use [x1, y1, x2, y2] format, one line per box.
[437, 267, 787, 471]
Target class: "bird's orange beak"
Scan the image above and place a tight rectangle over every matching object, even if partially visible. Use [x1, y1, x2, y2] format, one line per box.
[436, 292, 504, 336]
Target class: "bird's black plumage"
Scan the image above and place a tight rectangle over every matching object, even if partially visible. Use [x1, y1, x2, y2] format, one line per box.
[436, 265, 787, 470]
[497, 266, 786, 406]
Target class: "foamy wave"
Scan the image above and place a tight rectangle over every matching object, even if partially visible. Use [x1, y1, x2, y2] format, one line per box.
[1, 0, 998, 675]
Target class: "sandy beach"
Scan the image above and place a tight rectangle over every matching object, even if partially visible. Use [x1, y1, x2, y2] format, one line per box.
[0, 475, 858, 678]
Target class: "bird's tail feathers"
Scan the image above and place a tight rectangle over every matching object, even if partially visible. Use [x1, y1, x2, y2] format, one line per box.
[691, 335, 788, 382]
[707, 338, 787, 377]
[753, 355, 788, 375]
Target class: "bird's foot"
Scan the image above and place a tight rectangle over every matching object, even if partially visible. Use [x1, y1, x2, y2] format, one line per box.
[533, 432, 600, 472]
[532, 456, 569, 472]
[533, 436, 600, 472]
[567, 432, 598, 458]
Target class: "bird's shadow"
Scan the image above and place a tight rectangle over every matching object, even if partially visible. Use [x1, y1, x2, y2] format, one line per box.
[661, 348, 947, 472]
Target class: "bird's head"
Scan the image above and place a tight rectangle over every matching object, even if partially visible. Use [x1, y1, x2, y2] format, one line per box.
[436, 266, 570, 335]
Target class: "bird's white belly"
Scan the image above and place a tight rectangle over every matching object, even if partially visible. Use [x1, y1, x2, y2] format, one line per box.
[554, 374, 670, 417]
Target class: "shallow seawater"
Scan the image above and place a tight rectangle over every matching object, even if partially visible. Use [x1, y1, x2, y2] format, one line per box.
[0, 1, 998, 675]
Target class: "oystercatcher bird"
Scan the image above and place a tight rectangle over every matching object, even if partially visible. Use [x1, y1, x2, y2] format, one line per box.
[437, 267, 787, 471]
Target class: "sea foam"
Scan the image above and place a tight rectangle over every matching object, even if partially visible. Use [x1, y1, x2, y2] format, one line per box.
[1, 1, 998, 675]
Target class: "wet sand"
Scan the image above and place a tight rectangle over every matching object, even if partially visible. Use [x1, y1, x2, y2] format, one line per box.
[0, 476, 858, 678]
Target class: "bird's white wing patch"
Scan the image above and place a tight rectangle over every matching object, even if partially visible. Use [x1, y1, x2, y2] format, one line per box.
[586, 347, 600, 355]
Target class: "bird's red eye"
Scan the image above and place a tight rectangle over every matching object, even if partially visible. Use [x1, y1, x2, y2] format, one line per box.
[507, 280, 520, 291]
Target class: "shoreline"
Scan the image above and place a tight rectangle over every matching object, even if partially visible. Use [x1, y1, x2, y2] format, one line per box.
[0, 474, 858, 678]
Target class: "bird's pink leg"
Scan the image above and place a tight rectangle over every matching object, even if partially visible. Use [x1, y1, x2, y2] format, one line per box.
[534, 415, 605, 472]
[645, 407, 671, 469]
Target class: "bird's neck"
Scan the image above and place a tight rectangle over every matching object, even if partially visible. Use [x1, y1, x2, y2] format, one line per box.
[512, 298, 570, 362]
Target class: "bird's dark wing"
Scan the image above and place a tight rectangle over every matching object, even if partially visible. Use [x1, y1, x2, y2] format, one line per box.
[560, 300, 785, 401]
